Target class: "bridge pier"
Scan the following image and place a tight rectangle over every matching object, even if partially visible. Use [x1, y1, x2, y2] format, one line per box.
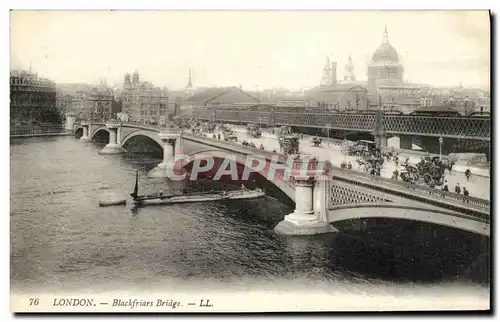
[374, 132, 388, 148]
[274, 175, 334, 236]
[400, 134, 413, 150]
[372, 110, 387, 148]
[80, 122, 91, 142]
[65, 113, 77, 132]
[147, 130, 182, 178]
[99, 123, 124, 154]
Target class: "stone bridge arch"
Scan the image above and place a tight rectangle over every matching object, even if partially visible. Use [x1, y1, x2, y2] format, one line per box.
[327, 204, 490, 237]
[119, 129, 167, 156]
[121, 129, 164, 149]
[90, 126, 109, 140]
[74, 125, 83, 136]
[179, 149, 297, 203]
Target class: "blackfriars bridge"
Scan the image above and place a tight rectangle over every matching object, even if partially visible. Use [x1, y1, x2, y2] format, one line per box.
[72, 120, 490, 237]
[176, 108, 491, 156]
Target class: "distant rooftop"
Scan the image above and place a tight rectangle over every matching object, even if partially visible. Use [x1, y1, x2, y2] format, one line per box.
[412, 103, 461, 115]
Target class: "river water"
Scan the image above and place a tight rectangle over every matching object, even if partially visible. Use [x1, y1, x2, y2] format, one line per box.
[10, 136, 490, 309]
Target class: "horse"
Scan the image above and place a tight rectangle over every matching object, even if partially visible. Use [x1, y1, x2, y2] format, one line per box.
[443, 160, 455, 173]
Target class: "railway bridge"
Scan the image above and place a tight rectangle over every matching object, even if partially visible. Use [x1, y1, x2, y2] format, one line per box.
[73, 121, 490, 237]
[177, 108, 491, 158]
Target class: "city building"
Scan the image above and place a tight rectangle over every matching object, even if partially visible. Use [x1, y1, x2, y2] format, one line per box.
[181, 86, 260, 110]
[306, 84, 371, 110]
[305, 57, 371, 110]
[120, 71, 170, 122]
[71, 83, 114, 121]
[10, 69, 58, 124]
[56, 92, 74, 115]
[378, 85, 421, 114]
[367, 25, 405, 93]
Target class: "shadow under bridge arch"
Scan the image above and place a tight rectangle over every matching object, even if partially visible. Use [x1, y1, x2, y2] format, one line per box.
[91, 126, 110, 142]
[178, 149, 296, 205]
[121, 130, 164, 155]
[327, 203, 490, 237]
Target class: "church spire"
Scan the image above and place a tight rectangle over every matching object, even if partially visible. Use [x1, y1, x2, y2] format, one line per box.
[344, 54, 355, 82]
[382, 23, 389, 45]
[186, 69, 193, 89]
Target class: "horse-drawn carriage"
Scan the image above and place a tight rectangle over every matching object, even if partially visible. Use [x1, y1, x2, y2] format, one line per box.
[311, 137, 322, 147]
[242, 140, 256, 148]
[347, 140, 378, 157]
[278, 126, 300, 155]
[202, 122, 216, 133]
[220, 123, 233, 134]
[400, 159, 446, 186]
[219, 124, 237, 142]
[223, 132, 238, 143]
[247, 123, 262, 138]
[356, 155, 384, 174]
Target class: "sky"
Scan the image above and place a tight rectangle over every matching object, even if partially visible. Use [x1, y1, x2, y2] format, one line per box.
[10, 10, 491, 90]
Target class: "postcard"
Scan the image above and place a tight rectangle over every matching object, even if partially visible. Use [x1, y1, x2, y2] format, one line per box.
[9, 10, 490, 312]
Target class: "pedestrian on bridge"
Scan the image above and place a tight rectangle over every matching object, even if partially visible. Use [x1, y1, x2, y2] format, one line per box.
[455, 183, 461, 194]
[442, 180, 449, 192]
[392, 169, 399, 180]
[465, 168, 471, 181]
[463, 186, 469, 197]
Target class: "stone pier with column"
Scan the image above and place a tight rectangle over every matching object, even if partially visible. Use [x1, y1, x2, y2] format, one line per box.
[274, 161, 335, 236]
[147, 128, 183, 178]
[372, 109, 387, 148]
[99, 121, 124, 154]
[65, 112, 77, 132]
[80, 121, 91, 142]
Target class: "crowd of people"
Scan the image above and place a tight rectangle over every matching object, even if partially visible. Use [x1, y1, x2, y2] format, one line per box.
[388, 155, 473, 198]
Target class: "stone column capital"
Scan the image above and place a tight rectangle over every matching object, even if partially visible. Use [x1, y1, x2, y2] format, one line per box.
[291, 176, 316, 186]
[105, 123, 120, 129]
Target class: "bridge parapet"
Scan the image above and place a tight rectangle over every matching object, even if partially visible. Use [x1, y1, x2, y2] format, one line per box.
[105, 119, 121, 127]
[329, 166, 490, 217]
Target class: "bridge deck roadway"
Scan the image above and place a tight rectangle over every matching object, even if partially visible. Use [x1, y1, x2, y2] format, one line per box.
[222, 126, 490, 201]
[184, 131, 489, 217]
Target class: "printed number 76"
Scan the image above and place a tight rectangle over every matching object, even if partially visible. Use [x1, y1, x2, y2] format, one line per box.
[29, 298, 39, 306]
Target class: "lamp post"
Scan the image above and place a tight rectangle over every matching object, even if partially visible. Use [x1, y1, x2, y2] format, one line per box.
[326, 123, 331, 147]
[439, 137, 443, 160]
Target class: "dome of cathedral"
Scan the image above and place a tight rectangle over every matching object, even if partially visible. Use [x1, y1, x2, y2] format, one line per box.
[372, 43, 399, 63]
[371, 25, 400, 63]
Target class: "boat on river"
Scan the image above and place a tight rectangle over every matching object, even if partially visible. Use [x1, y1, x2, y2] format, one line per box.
[130, 171, 266, 206]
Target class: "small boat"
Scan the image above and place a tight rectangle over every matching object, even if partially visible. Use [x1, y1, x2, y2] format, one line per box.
[135, 190, 266, 206]
[130, 171, 265, 206]
[98, 192, 127, 207]
[99, 199, 127, 207]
